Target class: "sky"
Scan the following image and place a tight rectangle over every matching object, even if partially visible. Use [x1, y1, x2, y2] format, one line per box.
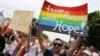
[0, 0, 100, 42]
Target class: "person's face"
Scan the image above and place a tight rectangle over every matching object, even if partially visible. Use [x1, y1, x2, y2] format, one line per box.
[80, 46, 85, 51]
[98, 51, 100, 56]
[32, 36, 37, 42]
[20, 35, 27, 42]
[86, 47, 90, 50]
[53, 40, 63, 53]
[90, 46, 95, 52]
[7, 29, 12, 35]
[64, 45, 69, 49]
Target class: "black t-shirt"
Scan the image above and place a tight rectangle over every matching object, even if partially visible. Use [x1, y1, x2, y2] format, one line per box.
[0, 35, 5, 52]
[5, 34, 14, 41]
[44, 49, 67, 56]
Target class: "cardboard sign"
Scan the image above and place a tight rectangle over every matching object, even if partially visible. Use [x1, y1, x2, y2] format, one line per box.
[38, 1, 88, 36]
[9, 10, 33, 33]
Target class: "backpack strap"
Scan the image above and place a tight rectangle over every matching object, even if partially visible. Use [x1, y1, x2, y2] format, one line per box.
[36, 47, 38, 56]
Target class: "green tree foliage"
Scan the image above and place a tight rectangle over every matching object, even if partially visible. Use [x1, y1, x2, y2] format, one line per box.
[42, 33, 48, 40]
[84, 11, 100, 50]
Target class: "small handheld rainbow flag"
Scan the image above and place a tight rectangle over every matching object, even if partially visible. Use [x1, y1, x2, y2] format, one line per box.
[11, 43, 26, 56]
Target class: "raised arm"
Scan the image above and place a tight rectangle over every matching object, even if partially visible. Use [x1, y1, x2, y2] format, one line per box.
[67, 36, 83, 56]
[26, 25, 31, 51]
[36, 28, 46, 53]
[12, 30, 20, 43]
[67, 26, 89, 56]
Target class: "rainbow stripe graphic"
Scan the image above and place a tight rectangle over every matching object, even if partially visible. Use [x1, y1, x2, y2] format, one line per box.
[38, 1, 88, 36]
[11, 43, 26, 56]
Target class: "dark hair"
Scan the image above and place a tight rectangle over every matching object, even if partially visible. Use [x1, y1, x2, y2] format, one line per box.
[19, 33, 28, 38]
[89, 45, 95, 48]
[53, 38, 63, 44]
[31, 28, 37, 37]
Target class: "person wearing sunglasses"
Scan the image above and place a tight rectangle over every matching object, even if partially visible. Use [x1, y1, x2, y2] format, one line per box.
[46, 38, 66, 56]
[35, 28, 88, 56]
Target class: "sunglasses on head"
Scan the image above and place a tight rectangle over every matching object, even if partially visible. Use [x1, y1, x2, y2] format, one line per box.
[53, 43, 62, 47]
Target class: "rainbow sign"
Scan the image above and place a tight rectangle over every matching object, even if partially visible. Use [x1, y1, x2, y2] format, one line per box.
[38, 1, 88, 36]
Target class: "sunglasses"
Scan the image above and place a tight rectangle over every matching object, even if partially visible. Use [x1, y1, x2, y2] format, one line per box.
[53, 43, 62, 47]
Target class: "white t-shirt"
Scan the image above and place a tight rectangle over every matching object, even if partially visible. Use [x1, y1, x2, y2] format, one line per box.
[25, 42, 39, 56]
[37, 48, 43, 56]
[91, 52, 98, 56]
[83, 50, 98, 56]
[37, 51, 43, 56]
[8, 40, 17, 55]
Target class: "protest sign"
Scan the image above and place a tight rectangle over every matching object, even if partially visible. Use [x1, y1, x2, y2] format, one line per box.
[38, 1, 88, 36]
[9, 10, 33, 33]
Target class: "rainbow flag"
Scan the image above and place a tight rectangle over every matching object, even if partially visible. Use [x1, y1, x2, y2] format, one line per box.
[3, 23, 9, 35]
[11, 43, 26, 56]
[38, 1, 88, 36]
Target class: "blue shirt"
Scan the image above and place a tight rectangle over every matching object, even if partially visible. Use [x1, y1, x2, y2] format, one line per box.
[44, 49, 67, 56]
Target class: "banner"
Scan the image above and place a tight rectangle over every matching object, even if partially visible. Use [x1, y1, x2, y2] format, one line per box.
[38, 1, 88, 36]
[9, 10, 33, 33]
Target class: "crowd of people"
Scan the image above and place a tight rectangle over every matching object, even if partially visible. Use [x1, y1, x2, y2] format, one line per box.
[0, 24, 44, 56]
[0, 19, 99, 56]
[73, 45, 100, 56]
